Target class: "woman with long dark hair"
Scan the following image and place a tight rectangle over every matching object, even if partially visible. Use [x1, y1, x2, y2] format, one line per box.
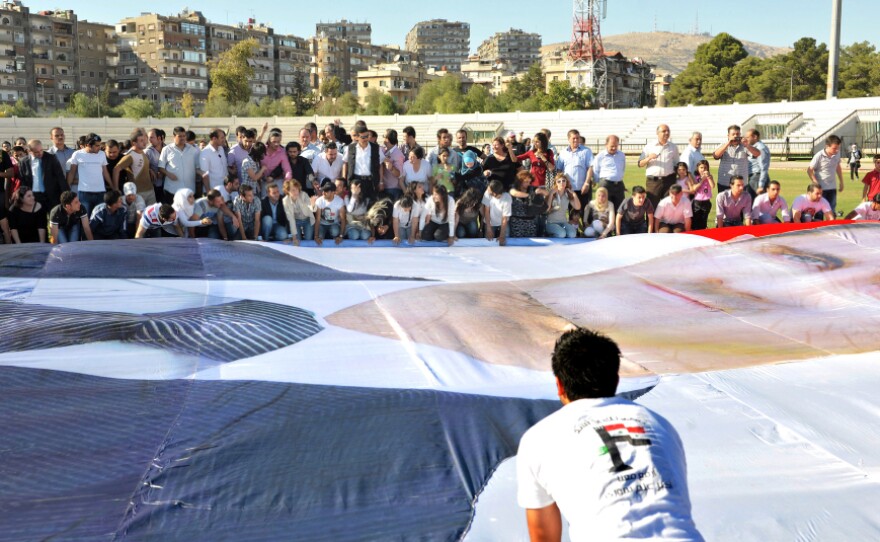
[421, 185, 456, 246]
[516, 132, 555, 189]
[456, 187, 483, 239]
[482, 136, 519, 192]
[345, 178, 373, 240]
[9, 186, 47, 243]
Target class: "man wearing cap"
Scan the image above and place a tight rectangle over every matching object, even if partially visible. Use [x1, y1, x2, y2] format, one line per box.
[66, 133, 112, 216]
[121, 182, 146, 238]
[638, 124, 679, 209]
[506, 131, 527, 157]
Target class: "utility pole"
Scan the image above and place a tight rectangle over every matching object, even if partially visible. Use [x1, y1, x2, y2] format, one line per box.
[826, 0, 842, 99]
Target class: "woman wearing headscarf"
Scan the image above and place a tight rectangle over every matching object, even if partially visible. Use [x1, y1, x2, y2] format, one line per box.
[169, 188, 210, 237]
[454, 150, 484, 198]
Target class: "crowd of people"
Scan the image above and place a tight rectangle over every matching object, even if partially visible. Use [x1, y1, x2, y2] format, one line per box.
[0, 120, 877, 247]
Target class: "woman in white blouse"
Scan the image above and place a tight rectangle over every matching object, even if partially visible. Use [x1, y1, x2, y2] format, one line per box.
[421, 185, 457, 246]
[402, 147, 431, 192]
[282, 179, 315, 246]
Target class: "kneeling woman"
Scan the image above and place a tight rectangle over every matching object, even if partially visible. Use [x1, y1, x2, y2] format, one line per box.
[344, 178, 373, 240]
[584, 186, 616, 239]
[421, 185, 457, 246]
[545, 173, 581, 238]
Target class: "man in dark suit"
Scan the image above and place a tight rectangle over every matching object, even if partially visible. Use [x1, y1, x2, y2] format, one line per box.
[344, 126, 382, 199]
[259, 182, 290, 241]
[17, 139, 69, 209]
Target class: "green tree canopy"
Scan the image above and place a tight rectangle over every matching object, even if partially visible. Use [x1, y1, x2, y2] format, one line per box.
[114, 97, 156, 120]
[320, 76, 343, 99]
[363, 89, 399, 116]
[207, 38, 258, 105]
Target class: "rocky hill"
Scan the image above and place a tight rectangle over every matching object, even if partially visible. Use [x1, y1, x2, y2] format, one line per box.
[543, 32, 791, 74]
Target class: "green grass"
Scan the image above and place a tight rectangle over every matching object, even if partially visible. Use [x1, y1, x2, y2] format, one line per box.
[620, 158, 864, 226]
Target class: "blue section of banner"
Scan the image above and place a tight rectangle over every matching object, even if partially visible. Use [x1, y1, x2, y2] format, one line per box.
[0, 367, 558, 541]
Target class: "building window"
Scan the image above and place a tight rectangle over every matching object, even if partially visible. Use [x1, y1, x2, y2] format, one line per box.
[362, 81, 368, 88]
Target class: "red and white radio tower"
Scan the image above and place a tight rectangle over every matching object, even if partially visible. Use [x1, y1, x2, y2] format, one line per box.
[566, 0, 609, 107]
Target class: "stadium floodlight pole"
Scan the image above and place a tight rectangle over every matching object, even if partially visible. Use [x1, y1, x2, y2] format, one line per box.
[826, 0, 842, 99]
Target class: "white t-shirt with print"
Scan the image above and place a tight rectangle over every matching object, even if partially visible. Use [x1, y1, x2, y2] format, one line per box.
[791, 194, 832, 221]
[517, 396, 704, 541]
[315, 195, 345, 225]
[852, 201, 880, 221]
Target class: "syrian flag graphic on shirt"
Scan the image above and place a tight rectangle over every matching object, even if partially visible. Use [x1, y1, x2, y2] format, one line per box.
[596, 423, 653, 473]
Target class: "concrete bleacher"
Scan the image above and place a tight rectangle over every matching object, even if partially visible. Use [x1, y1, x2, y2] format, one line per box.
[2, 96, 880, 157]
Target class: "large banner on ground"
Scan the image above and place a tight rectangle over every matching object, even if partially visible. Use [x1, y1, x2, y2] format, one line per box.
[1, 226, 879, 540]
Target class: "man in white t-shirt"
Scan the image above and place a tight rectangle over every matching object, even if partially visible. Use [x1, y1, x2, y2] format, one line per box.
[481, 180, 511, 246]
[807, 134, 844, 215]
[517, 328, 704, 542]
[653, 184, 693, 233]
[751, 180, 791, 224]
[791, 183, 834, 223]
[66, 133, 112, 215]
[845, 193, 880, 221]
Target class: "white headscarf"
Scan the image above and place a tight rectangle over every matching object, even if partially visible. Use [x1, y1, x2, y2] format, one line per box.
[173, 188, 195, 219]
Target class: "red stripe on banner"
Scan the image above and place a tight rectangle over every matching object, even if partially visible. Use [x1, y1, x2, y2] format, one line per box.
[604, 424, 625, 432]
[626, 426, 646, 434]
[684, 220, 862, 242]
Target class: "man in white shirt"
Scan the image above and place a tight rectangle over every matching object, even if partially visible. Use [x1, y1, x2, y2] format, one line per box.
[159, 126, 200, 202]
[751, 181, 791, 224]
[517, 327, 704, 542]
[791, 183, 834, 223]
[344, 126, 384, 199]
[845, 193, 880, 221]
[199, 128, 229, 195]
[638, 124, 679, 209]
[557, 128, 595, 211]
[66, 133, 112, 215]
[312, 142, 343, 187]
[713, 124, 760, 192]
[590, 134, 625, 210]
[680, 132, 704, 176]
[481, 179, 511, 246]
[654, 184, 693, 233]
[807, 134, 844, 216]
[299, 127, 321, 164]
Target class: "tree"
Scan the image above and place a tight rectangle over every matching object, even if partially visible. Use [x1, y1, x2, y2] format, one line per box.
[504, 62, 547, 107]
[315, 92, 362, 116]
[666, 33, 749, 106]
[461, 84, 500, 113]
[320, 76, 343, 99]
[838, 41, 880, 98]
[408, 74, 464, 114]
[179, 91, 195, 117]
[543, 80, 592, 111]
[115, 97, 156, 120]
[207, 38, 257, 106]
[0, 99, 36, 118]
[64, 93, 102, 117]
[158, 101, 179, 118]
[363, 89, 398, 116]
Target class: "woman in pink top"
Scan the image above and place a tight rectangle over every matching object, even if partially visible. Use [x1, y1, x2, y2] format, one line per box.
[691, 160, 716, 231]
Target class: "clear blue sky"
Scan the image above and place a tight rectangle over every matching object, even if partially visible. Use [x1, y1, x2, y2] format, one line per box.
[25, 0, 877, 51]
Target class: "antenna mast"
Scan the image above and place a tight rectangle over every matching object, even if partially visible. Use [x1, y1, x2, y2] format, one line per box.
[566, 0, 609, 107]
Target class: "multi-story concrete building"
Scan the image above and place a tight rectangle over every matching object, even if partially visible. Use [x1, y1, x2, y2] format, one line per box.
[276, 33, 311, 99]
[356, 60, 439, 108]
[476, 28, 541, 73]
[115, 9, 209, 105]
[76, 20, 116, 105]
[206, 20, 275, 101]
[311, 36, 417, 94]
[0, 1, 32, 107]
[316, 19, 371, 44]
[541, 44, 655, 109]
[404, 19, 469, 72]
[460, 56, 516, 96]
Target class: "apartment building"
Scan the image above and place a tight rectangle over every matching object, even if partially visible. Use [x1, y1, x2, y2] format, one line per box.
[0, 1, 32, 107]
[404, 19, 469, 72]
[460, 56, 516, 96]
[356, 60, 439, 108]
[311, 36, 417, 94]
[115, 9, 209, 104]
[316, 19, 371, 44]
[207, 20, 275, 101]
[476, 28, 541, 73]
[76, 20, 116, 104]
[276, 33, 311, 98]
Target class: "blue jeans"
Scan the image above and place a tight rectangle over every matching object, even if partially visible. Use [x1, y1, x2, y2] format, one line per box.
[619, 221, 648, 235]
[385, 188, 403, 201]
[822, 189, 837, 217]
[56, 223, 81, 243]
[546, 222, 578, 238]
[456, 220, 479, 239]
[292, 219, 314, 241]
[318, 223, 340, 240]
[206, 216, 240, 240]
[491, 225, 510, 238]
[260, 215, 289, 241]
[79, 191, 105, 217]
[346, 225, 371, 240]
[398, 225, 412, 241]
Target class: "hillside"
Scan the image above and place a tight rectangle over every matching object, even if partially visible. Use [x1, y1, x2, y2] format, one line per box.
[543, 32, 791, 74]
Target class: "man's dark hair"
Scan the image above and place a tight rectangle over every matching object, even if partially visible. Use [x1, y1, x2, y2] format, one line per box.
[185, 130, 196, 143]
[807, 182, 822, 193]
[106, 139, 119, 149]
[173, 126, 187, 136]
[731, 175, 745, 184]
[269, 128, 283, 138]
[669, 184, 683, 194]
[551, 328, 621, 400]
[243, 129, 256, 139]
[768, 180, 780, 189]
[240, 184, 254, 196]
[224, 176, 237, 187]
[209, 128, 225, 141]
[488, 179, 504, 195]
[104, 190, 121, 206]
[368, 129, 378, 140]
[286, 141, 301, 152]
[385, 129, 398, 146]
[158, 204, 175, 222]
[304, 122, 318, 135]
[872, 193, 880, 204]
[206, 189, 223, 201]
[403, 126, 416, 138]
[60, 191, 77, 207]
[436, 128, 449, 140]
[631, 185, 646, 195]
[12, 145, 25, 154]
[250, 141, 267, 162]
[826, 135, 842, 146]
[354, 120, 367, 132]
[324, 142, 337, 151]
[235, 125, 247, 136]
[354, 125, 369, 136]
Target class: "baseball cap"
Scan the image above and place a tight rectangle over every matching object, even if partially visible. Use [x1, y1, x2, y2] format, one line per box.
[123, 182, 137, 196]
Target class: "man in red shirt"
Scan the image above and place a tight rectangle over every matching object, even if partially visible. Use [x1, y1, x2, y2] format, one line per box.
[861, 154, 880, 201]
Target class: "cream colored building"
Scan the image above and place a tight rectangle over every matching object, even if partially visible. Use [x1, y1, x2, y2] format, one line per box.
[404, 19, 469, 72]
[476, 28, 541, 73]
[356, 61, 439, 108]
[459, 56, 516, 96]
[311, 36, 417, 94]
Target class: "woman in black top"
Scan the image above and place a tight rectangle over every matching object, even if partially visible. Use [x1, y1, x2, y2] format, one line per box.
[9, 186, 47, 243]
[481, 136, 519, 192]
